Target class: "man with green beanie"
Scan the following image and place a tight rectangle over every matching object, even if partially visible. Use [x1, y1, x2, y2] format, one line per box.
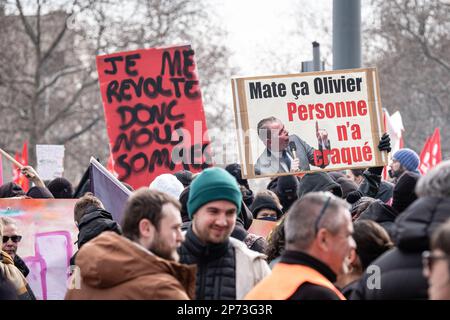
[178, 167, 271, 300]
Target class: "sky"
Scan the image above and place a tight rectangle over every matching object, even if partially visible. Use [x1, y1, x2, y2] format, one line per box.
[216, 0, 334, 76]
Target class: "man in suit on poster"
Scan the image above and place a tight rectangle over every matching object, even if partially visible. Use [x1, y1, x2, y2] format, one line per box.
[255, 117, 330, 176]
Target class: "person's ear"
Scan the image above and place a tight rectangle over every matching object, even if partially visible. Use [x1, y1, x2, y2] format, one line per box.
[139, 218, 155, 240]
[316, 228, 331, 252]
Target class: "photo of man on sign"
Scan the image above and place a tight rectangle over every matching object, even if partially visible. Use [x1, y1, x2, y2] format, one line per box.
[255, 117, 330, 175]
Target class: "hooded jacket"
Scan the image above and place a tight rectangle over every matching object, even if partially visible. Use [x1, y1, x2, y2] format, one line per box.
[65, 232, 196, 300]
[298, 172, 342, 198]
[76, 207, 122, 249]
[351, 197, 450, 300]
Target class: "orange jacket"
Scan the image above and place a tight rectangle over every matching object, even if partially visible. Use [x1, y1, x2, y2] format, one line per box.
[245, 262, 346, 300]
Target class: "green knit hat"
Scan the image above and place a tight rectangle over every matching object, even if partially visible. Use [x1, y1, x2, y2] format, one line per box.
[188, 167, 242, 219]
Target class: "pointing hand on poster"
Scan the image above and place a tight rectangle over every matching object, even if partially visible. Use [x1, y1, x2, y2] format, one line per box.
[316, 121, 329, 149]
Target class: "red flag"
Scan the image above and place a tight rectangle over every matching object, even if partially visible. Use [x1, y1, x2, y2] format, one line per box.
[419, 128, 441, 175]
[12, 141, 29, 191]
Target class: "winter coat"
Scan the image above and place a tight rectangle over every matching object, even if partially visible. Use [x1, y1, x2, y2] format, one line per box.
[351, 197, 450, 300]
[178, 227, 271, 300]
[65, 232, 196, 300]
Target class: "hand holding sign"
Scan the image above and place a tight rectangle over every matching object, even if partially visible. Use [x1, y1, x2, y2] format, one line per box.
[316, 121, 329, 149]
[21, 165, 46, 188]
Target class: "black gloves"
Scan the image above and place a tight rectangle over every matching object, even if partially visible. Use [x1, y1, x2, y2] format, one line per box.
[378, 133, 391, 153]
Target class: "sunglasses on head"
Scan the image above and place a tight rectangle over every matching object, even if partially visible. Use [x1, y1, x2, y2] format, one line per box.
[2, 235, 22, 243]
[314, 196, 331, 235]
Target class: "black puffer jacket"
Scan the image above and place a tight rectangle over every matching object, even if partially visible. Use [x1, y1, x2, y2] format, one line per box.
[178, 227, 236, 300]
[357, 199, 399, 240]
[351, 197, 450, 300]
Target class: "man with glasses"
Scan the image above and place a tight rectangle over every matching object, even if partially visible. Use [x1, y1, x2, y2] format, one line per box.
[255, 117, 330, 175]
[245, 192, 355, 300]
[423, 219, 450, 300]
[0, 217, 29, 277]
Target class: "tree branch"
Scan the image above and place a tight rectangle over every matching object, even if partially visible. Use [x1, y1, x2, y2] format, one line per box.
[40, 77, 97, 134]
[37, 66, 85, 95]
[57, 116, 101, 144]
[15, 0, 38, 46]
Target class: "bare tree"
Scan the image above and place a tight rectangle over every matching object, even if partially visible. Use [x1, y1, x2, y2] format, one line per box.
[364, 0, 450, 157]
[0, 0, 234, 183]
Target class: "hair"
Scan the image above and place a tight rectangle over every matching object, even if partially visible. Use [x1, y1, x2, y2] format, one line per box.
[121, 188, 181, 241]
[351, 169, 365, 177]
[416, 160, 450, 198]
[73, 192, 104, 224]
[0, 217, 16, 227]
[265, 216, 286, 263]
[431, 218, 450, 255]
[255, 190, 283, 210]
[351, 196, 376, 220]
[257, 116, 280, 140]
[353, 220, 393, 269]
[284, 192, 350, 250]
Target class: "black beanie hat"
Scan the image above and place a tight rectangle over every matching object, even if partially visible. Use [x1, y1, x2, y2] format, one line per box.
[392, 171, 420, 213]
[0, 182, 25, 198]
[250, 194, 283, 219]
[47, 177, 74, 199]
[174, 170, 193, 188]
[178, 186, 191, 223]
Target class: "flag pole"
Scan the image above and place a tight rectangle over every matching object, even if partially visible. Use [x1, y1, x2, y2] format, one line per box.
[0, 148, 24, 169]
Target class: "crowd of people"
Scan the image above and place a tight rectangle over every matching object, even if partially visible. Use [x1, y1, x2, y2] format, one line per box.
[1, 143, 450, 300]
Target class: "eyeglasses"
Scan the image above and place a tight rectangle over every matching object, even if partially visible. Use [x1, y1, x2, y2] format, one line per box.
[422, 250, 449, 273]
[314, 196, 331, 235]
[2, 235, 22, 243]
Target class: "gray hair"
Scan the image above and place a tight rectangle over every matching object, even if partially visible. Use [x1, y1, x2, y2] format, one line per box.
[415, 160, 450, 198]
[284, 192, 350, 250]
[257, 116, 281, 140]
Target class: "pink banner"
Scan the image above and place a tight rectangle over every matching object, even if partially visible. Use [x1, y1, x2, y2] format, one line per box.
[0, 199, 78, 300]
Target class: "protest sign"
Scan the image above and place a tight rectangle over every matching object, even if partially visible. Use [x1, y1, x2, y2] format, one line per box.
[96, 45, 212, 189]
[232, 68, 387, 179]
[247, 219, 277, 239]
[0, 199, 78, 300]
[36, 144, 65, 180]
[90, 157, 131, 223]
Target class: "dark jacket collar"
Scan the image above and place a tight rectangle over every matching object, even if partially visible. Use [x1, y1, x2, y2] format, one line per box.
[183, 227, 231, 262]
[280, 250, 337, 283]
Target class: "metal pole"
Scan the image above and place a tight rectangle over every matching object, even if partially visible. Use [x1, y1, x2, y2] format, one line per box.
[312, 41, 321, 71]
[333, 0, 361, 70]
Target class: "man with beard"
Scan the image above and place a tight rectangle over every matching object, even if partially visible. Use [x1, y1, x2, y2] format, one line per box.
[65, 188, 195, 300]
[178, 167, 271, 300]
[0, 217, 29, 277]
[389, 148, 420, 182]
